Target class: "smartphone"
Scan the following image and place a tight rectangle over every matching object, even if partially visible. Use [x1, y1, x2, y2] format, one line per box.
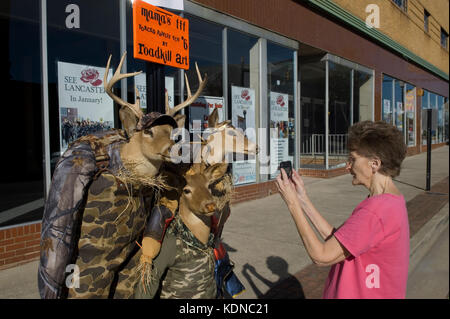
[279, 161, 293, 179]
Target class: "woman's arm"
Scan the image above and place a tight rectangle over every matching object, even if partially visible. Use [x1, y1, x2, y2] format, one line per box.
[291, 170, 335, 240]
[276, 170, 349, 266]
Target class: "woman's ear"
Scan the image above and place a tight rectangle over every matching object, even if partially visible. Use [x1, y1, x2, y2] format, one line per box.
[370, 158, 381, 174]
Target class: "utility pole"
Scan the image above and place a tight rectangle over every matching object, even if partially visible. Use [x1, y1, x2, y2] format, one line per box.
[146, 63, 165, 114]
[426, 108, 432, 191]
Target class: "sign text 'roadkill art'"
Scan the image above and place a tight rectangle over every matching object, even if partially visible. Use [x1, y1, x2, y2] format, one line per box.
[133, 0, 189, 69]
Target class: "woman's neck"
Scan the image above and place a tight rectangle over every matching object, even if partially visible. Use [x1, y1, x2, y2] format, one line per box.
[369, 173, 401, 197]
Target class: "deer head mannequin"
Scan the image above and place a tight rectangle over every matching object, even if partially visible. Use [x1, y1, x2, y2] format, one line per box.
[104, 52, 206, 177]
[197, 108, 259, 165]
[179, 162, 229, 244]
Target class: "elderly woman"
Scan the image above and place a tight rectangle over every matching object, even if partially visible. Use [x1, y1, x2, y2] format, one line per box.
[276, 121, 409, 299]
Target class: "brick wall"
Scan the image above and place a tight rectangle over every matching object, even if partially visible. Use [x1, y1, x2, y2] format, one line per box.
[0, 222, 41, 270]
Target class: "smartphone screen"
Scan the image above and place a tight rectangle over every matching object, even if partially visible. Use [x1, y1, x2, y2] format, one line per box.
[279, 161, 292, 179]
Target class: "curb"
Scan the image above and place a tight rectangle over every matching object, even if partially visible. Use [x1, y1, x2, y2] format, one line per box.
[408, 202, 449, 276]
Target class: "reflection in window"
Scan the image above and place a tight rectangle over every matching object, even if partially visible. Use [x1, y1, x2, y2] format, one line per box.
[0, 0, 44, 227]
[184, 14, 223, 132]
[429, 92, 437, 143]
[267, 42, 295, 178]
[421, 90, 429, 145]
[438, 95, 445, 143]
[228, 29, 259, 185]
[328, 62, 351, 168]
[353, 70, 373, 123]
[405, 84, 416, 146]
[47, 0, 121, 173]
[382, 75, 394, 124]
[299, 59, 326, 169]
[394, 80, 405, 134]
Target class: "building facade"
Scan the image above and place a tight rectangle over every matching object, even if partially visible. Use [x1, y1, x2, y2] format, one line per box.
[0, 0, 448, 269]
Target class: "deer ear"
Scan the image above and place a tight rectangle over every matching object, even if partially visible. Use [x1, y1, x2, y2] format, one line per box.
[208, 108, 219, 128]
[173, 114, 186, 129]
[119, 106, 139, 136]
[204, 163, 228, 181]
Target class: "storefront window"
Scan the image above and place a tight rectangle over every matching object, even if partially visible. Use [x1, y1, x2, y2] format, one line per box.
[437, 95, 445, 143]
[382, 75, 394, 124]
[429, 92, 437, 143]
[47, 0, 121, 168]
[421, 89, 429, 145]
[0, 0, 43, 227]
[445, 98, 449, 142]
[299, 59, 326, 169]
[228, 29, 259, 185]
[268, 42, 295, 179]
[394, 80, 405, 133]
[353, 70, 373, 123]
[405, 84, 416, 146]
[184, 14, 223, 132]
[328, 61, 352, 168]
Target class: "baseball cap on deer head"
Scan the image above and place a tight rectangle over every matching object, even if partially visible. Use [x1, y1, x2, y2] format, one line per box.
[136, 112, 178, 131]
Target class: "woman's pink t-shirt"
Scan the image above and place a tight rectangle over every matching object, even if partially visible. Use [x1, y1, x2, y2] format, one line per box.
[323, 194, 410, 299]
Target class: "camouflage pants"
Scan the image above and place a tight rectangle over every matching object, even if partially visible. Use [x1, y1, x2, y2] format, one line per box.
[67, 173, 151, 299]
[135, 215, 216, 299]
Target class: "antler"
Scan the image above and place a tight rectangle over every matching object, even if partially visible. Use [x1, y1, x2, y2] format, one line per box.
[104, 52, 144, 120]
[166, 62, 208, 116]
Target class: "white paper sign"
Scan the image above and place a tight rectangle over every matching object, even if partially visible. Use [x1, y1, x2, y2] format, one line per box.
[134, 73, 174, 111]
[189, 96, 225, 133]
[140, 0, 184, 10]
[57, 61, 114, 153]
[383, 99, 391, 113]
[270, 91, 289, 178]
[231, 86, 256, 185]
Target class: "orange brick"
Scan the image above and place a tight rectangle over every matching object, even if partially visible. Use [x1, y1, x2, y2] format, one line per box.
[24, 225, 30, 235]
[17, 227, 23, 237]
[36, 223, 42, 232]
[6, 243, 25, 252]
[0, 230, 4, 241]
[11, 228, 17, 237]
[29, 224, 35, 233]
[0, 247, 3, 253]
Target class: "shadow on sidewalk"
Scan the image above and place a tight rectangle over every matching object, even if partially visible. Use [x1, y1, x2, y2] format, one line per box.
[241, 256, 305, 299]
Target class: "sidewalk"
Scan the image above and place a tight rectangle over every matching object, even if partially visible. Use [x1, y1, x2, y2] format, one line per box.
[0, 146, 448, 299]
[223, 145, 449, 299]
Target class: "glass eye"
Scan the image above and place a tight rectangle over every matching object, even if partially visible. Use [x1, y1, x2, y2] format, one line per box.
[145, 129, 154, 137]
[183, 188, 191, 195]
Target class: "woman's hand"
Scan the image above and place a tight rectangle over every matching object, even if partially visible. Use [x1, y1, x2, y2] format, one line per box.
[276, 168, 300, 208]
[291, 169, 308, 202]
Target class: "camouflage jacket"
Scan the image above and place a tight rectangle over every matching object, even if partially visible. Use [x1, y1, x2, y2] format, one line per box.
[38, 130, 130, 298]
[135, 213, 217, 299]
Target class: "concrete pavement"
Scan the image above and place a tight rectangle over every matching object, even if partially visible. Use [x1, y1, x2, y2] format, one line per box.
[0, 146, 448, 299]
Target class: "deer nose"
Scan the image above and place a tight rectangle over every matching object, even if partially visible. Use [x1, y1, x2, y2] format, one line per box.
[205, 202, 216, 213]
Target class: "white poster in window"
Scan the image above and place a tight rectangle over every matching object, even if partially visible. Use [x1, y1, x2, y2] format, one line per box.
[57, 61, 114, 154]
[383, 99, 391, 113]
[134, 74, 174, 111]
[231, 86, 256, 185]
[189, 96, 225, 133]
[141, 0, 184, 10]
[270, 91, 289, 178]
